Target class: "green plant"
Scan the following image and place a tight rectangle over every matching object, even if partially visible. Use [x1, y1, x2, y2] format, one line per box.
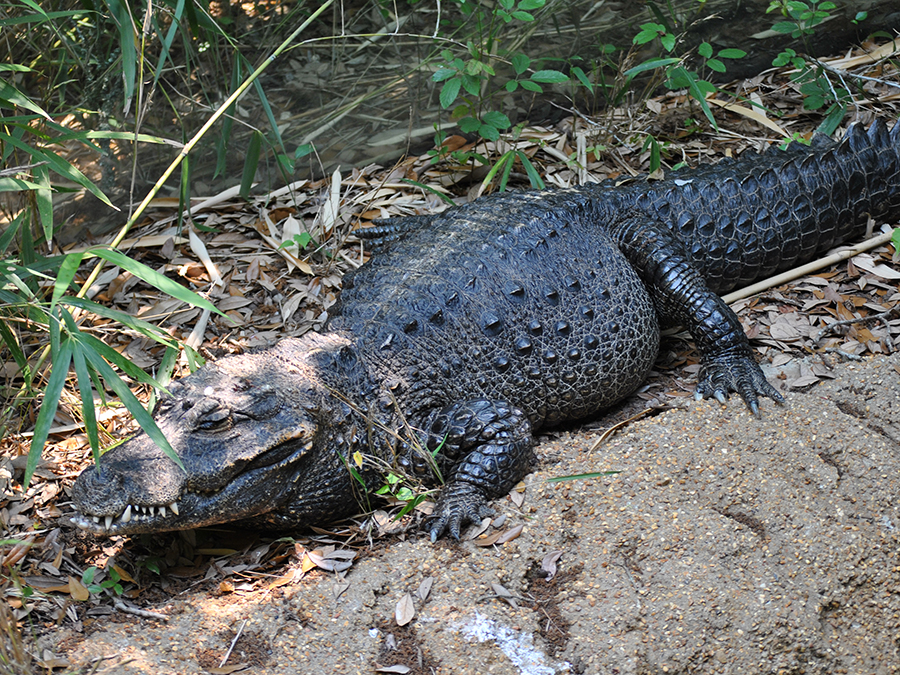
[768, 2, 869, 135]
[375, 472, 434, 519]
[625, 20, 746, 130]
[1, 0, 335, 488]
[81, 565, 125, 598]
[429, 0, 573, 188]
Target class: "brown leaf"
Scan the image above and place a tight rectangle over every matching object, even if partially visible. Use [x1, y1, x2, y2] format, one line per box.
[417, 577, 433, 602]
[395, 592, 415, 626]
[541, 550, 563, 581]
[68, 576, 90, 602]
[112, 564, 136, 585]
[495, 524, 524, 544]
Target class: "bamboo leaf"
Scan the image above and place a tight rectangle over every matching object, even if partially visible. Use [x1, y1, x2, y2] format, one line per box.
[79, 345, 183, 470]
[88, 248, 223, 315]
[25, 338, 73, 488]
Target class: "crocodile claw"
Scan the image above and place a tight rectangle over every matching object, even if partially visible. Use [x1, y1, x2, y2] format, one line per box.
[696, 353, 784, 416]
[425, 482, 495, 542]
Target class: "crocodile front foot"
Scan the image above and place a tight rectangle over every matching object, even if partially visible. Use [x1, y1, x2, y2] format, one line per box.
[696, 350, 784, 416]
[424, 481, 495, 542]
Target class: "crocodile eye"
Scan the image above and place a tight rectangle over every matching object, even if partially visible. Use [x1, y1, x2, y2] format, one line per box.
[198, 409, 232, 431]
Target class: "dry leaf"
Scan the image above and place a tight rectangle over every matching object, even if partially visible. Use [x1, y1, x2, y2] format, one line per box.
[68, 576, 90, 602]
[206, 664, 250, 674]
[375, 666, 412, 674]
[541, 550, 563, 581]
[417, 577, 433, 602]
[395, 592, 415, 626]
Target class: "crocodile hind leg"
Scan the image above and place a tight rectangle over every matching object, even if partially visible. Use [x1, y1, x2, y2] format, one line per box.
[610, 211, 784, 415]
[410, 399, 533, 541]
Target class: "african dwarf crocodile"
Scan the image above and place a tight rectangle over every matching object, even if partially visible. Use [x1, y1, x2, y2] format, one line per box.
[72, 119, 900, 540]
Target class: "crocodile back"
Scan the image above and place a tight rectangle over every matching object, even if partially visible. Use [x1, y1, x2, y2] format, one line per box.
[588, 119, 900, 294]
[331, 191, 660, 429]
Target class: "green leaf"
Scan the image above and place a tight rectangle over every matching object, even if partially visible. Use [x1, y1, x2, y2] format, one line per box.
[517, 0, 545, 9]
[82, 566, 97, 585]
[478, 124, 500, 142]
[72, 342, 101, 465]
[482, 111, 511, 130]
[0, 133, 114, 208]
[79, 343, 183, 471]
[439, 77, 461, 109]
[458, 116, 481, 133]
[432, 67, 457, 83]
[571, 66, 593, 92]
[529, 69, 568, 84]
[511, 53, 530, 75]
[771, 20, 798, 34]
[623, 57, 681, 78]
[633, 23, 665, 45]
[698, 42, 713, 58]
[511, 10, 534, 21]
[0, 177, 43, 192]
[25, 336, 73, 488]
[0, 79, 51, 120]
[51, 251, 86, 310]
[520, 80, 542, 93]
[505, 80, 519, 92]
[107, 0, 137, 112]
[718, 48, 747, 59]
[33, 164, 53, 245]
[88, 248, 223, 316]
[461, 73, 482, 97]
[707, 59, 726, 73]
[240, 130, 262, 200]
[517, 150, 545, 189]
[660, 33, 676, 52]
[62, 297, 179, 348]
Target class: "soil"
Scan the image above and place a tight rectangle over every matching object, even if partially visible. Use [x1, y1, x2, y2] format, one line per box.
[51, 352, 900, 674]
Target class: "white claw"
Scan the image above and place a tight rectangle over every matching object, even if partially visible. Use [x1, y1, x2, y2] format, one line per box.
[121, 504, 132, 523]
[158, 505, 167, 518]
[169, 501, 179, 516]
[104, 515, 113, 530]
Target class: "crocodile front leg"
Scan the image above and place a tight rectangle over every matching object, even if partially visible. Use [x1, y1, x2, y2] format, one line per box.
[411, 399, 533, 541]
[611, 211, 784, 415]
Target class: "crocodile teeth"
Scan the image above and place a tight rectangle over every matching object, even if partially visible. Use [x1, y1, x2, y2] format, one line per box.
[121, 504, 132, 523]
[148, 506, 155, 516]
[169, 501, 179, 516]
[92, 516, 100, 524]
[104, 515, 113, 530]
[158, 505, 167, 518]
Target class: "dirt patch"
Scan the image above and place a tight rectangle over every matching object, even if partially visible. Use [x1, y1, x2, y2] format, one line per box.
[31, 353, 898, 674]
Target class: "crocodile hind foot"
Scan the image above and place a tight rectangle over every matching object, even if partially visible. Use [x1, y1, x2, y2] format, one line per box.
[424, 481, 495, 542]
[696, 348, 784, 416]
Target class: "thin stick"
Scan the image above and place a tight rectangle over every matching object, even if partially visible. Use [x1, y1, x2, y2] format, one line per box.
[219, 619, 247, 668]
[722, 231, 895, 305]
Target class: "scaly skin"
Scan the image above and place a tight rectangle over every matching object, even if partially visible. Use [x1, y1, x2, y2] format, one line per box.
[73, 120, 900, 540]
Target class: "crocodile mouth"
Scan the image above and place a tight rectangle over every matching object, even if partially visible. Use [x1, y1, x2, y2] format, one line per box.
[72, 439, 315, 536]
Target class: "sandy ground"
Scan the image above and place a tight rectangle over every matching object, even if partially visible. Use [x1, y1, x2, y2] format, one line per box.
[55, 352, 900, 674]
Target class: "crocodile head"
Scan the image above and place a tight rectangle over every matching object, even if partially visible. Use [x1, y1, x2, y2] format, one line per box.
[71, 334, 360, 536]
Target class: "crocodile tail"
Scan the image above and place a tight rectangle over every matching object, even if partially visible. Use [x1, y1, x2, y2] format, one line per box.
[636, 118, 900, 294]
[355, 214, 434, 250]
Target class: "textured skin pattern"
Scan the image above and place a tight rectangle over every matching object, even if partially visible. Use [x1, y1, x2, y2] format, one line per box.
[72, 120, 900, 540]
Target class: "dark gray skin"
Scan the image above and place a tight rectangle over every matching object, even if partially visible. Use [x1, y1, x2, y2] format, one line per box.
[72, 120, 900, 541]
